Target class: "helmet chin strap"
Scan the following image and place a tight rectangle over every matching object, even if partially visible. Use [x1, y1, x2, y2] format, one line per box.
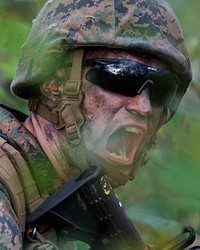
[54, 48, 85, 145]
[28, 48, 85, 145]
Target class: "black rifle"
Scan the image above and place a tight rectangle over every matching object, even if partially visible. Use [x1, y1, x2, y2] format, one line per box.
[26, 166, 196, 250]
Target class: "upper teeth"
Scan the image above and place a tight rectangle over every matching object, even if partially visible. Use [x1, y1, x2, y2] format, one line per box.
[124, 126, 141, 134]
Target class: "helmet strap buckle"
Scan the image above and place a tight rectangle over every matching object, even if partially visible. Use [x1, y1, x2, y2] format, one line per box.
[28, 49, 85, 146]
[55, 100, 82, 145]
[55, 48, 85, 145]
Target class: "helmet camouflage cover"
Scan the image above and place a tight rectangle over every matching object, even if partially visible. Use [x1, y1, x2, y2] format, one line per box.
[11, 0, 192, 117]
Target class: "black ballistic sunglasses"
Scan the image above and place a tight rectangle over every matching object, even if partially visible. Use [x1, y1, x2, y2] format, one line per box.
[83, 58, 179, 107]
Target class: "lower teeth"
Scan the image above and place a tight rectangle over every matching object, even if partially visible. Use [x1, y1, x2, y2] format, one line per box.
[108, 145, 128, 161]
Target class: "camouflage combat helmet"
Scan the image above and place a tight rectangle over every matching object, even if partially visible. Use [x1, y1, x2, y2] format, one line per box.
[11, 0, 192, 137]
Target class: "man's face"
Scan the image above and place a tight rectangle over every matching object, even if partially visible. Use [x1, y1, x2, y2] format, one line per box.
[80, 50, 167, 181]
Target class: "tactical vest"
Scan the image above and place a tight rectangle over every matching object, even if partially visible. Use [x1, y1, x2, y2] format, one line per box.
[0, 104, 63, 232]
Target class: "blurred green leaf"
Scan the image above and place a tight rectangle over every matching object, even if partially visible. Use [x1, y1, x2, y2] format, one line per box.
[0, 17, 30, 80]
[127, 196, 183, 247]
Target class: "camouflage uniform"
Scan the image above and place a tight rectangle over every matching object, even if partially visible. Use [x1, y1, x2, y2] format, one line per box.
[0, 0, 192, 249]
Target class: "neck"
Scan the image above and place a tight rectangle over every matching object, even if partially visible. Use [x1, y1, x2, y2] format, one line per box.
[24, 114, 82, 184]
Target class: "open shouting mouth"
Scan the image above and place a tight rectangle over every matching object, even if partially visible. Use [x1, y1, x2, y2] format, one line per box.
[106, 125, 143, 164]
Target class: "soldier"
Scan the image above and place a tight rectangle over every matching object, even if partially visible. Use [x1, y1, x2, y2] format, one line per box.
[0, 0, 193, 249]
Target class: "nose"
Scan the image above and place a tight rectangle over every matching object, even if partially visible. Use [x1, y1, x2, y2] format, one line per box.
[125, 89, 152, 116]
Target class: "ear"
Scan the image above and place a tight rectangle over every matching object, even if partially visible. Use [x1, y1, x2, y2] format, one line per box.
[40, 81, 60, 96]
[39, 67, 69, 100]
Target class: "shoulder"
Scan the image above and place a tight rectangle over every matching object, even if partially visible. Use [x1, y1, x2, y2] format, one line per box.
[0, 184, 22, 249]
[0, 135, 26, 232]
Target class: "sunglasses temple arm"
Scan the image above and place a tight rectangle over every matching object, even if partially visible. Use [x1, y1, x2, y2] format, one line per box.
[137, 80, 154, 95]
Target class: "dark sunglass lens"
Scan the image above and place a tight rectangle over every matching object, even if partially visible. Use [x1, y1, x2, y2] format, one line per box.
[85, 68, 142, 96]
[84, 59, 177, 107]
[150, 73, 177, 106]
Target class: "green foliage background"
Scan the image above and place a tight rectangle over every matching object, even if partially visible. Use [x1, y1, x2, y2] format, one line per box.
[0, 0, 200, 248]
